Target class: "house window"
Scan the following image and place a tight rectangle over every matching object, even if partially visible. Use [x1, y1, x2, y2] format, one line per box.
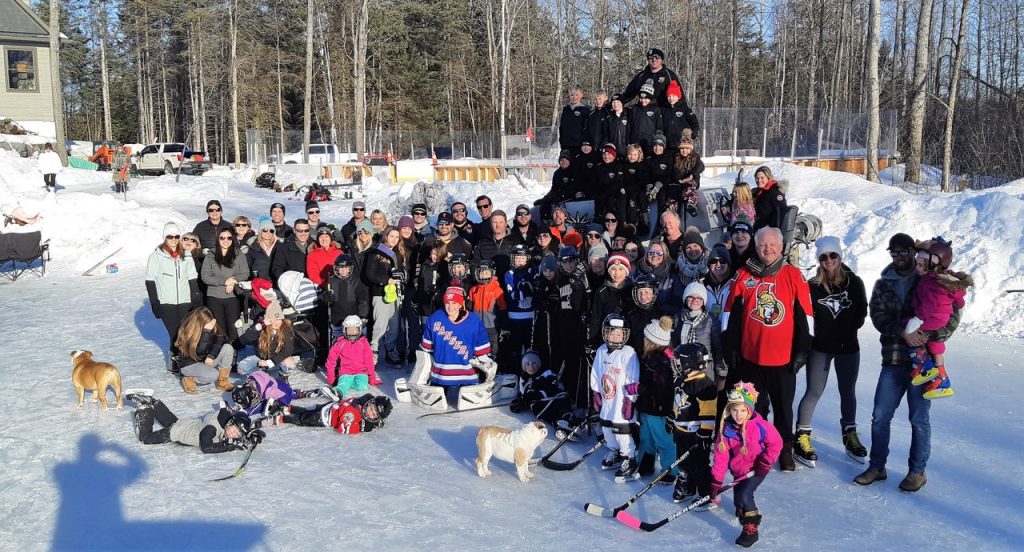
[6, 49, 38, 92]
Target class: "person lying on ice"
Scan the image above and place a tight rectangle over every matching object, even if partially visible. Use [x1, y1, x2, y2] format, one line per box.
[128, 393, 263, 453]
[256, 393, 393, 435]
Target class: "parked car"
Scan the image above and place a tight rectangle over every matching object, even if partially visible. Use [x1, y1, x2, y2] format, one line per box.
[132, 143, 211, 176]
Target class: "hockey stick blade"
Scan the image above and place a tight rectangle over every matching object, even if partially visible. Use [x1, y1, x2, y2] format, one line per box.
[416, 402, 511, 420]
[211, 443, 258, 482]
[614, 473, 753, 532]
[541, 438, 604, 471]
[538, 418, 590, 463]
[584, 446, 696, 517]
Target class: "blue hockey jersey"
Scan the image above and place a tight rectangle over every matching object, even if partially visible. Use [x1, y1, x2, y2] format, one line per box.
[421, 310, 492, 386]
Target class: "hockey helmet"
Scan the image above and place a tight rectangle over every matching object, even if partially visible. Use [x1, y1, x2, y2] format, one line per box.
[631, 273, 659, 308]
[510, 243, 530, 267]
[231, 382, 259, 409]
[475, 259, 496, 283]
[602, 313, 630, 350]
[672, 343, 710, 376]
[342, 315, 363, 341]
[916, 236, 953, 271]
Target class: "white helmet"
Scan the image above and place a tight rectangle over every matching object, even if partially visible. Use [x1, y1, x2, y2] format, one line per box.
[342, 315, 363, 341]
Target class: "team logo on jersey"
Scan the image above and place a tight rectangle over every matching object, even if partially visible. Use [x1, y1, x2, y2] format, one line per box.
[561, 177, 570, 183]
[659, 163, 667, 170]
[657, 76, 665, 83]
[817, 291, 852, 319]
[601, 372, 618, 400]
[744, 277, 756, 288]
[676, 112, 684, 117]
[628, 168, 636, 174]
[749, 282, 785, 326]
[574, 111, 582, 116]
[621, 120, 627, 125]
[608, 172, 616, 178]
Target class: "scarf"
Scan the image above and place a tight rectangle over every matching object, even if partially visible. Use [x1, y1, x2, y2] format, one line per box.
[678, 250, 709, 281]
[680, 308, 708, 346]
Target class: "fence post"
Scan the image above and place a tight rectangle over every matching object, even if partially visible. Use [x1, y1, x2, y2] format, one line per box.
[816, 128, 823, 160]
[762, 127, 767, 158]
[790, 127, 797, 160]
[732, 127, 738, 161]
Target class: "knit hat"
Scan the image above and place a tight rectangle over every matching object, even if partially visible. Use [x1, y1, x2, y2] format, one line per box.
[682, 226, 705, 252]
[726, 381, 758, 417]
[305, 200, 319, 212]
[264, 300, 284, 322]
[398, 215, 415, 229]
[602, 143, 618, 158]
[540, 255, 558, 272]
[607, 253, 631, 271]
[653, 133, 667, 147]
[558, 149, 572, 162]
[411, 203, 428, 216]
[561, 231, 583, 249]
[442, 286, 465, 306]
[588, 243, 609, 261]
[816, 236, 842, 259]
[887, 233, 915, 251]
[356, 220, 374, 234]
[316, 226, 333, 238]
[730, 217, 753, 235]
[270, 202, 285, 214]
[646, 47, 665, 59]
[521, 350, 542, 371]
[162, 222, 182, 237]
[258, 218, 275, 233]
[666, 80, 682, 99]
[639, 81, 655, 99]
[643, 316, 673, 347]
[682, 281, 707, 304]
[206, 199, 222, 211]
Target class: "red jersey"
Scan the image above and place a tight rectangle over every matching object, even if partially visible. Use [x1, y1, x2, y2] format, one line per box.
[722, 263, 813, 366]
[324, 398, 365, 434]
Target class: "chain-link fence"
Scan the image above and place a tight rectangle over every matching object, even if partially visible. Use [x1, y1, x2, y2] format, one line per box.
[246, 128, 504, 165]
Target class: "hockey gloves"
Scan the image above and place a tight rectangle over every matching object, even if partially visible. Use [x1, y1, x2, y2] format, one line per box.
[709, 478, 723, 503]
[754, 455, 772, 478]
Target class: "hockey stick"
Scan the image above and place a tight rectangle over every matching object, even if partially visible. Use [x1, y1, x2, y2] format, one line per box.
[541, 435, 605, 471]
[584, 445, 696, 517]
[999, 289, 1024, 297]
[416, 402, 512, 420]
[537, 417, 589, 464]
[82, 247, 124, 277]
[211, 442, 259, 482]
[615, 472, 754, 532]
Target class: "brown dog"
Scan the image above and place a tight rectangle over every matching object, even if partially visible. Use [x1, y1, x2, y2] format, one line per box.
[71, 350, 123, 411]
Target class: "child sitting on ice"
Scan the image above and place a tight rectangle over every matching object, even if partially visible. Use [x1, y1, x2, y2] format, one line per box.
[904, 236, 972, 399]
[509, 350, 579, 440]
[591, 313, 641, 482]
[711, 382, 783, 548]
[325, 315, 381, 396]
[258, 393, 393, 435]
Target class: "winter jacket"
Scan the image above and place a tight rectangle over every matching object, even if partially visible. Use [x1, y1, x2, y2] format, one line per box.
[412, 260, 441, 315]
[729, 245, 754, 275]
[661, 100, 700, 146]
[710, 412, 783, 482]
[201, 253, 250, 300]
[870, 264, 962, 367]
[510, 221, 540, 247]
[589, 281, 631, 346]
[911, 271, 971, 332]
[418, 233, 473, 268]
[621, 160, 651, 223]
[249, 371, 294, 404]
[591, 344, 640, 430]
[573, 151, 600, 191]
[511, 368, 571, 425]
[468, 279, 507, 329]
[585, 105, 608, 149]
[473, 234, 516, 278]
[168, 408, 235, 453]
[240, 321, 295, 365]
[669, 360, 718, 433]
[559, 103, 591, 149]
[452, 219, 475, 244]
[637, 350, 676, 417]
[39, 151, 62, 174]
[504, 267, 535, 322]
[191, 219, 233, 261]
[146, 246, 200, 306]
[361, 245, 397, 297]
[323, 396, 380, 434]
[594, 160, 624, 211]
[628, 104, 663, 153]
[247, 241, 278, 281]
[540, 167, 577, 206]
[624, 301, 658, 352]
[647, 152, 674, 188]
[621, 65, 682, 108]
[672, 153, 704, 190]
[182, 329, 228, 363]
[810, 267, 868, 354]
[273, 221, 294, 241]
[327, 273, 370, 324]
[271, 238, 311, 283]
[602, 110, 630, 155]
[306, 244, 342, 287]
[112, 151, 130, 182]
[325, 336, 378, 386]
[753, 181, 787, 232]
[723, 257, 813, 367]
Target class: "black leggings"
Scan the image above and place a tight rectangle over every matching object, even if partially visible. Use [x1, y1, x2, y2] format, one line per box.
[158, 303, 193, 356]
[732, 474, 765, 514]
[207, 296, 242, 344]
[43, 173, 56, 189]
[138, 400, 179, 444]
[675, 431, 713, 496]
[281, 404, 327, 427]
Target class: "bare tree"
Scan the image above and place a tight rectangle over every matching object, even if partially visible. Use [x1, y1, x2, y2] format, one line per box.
[230, 0, 241, 168]
[865, 0, 881, 183]
[96, 5, 112, 142]
[941, 0, 970, 192]
[906, 0, 934, 184]
[48, 0, 67, 163]
[352, 0, 369, 155]
[303, 0, 314, 162]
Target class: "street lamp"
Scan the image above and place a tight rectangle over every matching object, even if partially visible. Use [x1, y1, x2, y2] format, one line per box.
[586, 37, 617, 89]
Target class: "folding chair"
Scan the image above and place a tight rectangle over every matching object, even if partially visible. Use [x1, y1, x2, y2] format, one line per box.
[0, 231, 50, 281]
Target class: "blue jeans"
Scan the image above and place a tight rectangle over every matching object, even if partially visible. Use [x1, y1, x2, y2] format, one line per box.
[869, 364, 931, 473]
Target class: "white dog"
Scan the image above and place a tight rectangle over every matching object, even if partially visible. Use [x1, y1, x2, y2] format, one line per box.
[475, 421, 548, 483]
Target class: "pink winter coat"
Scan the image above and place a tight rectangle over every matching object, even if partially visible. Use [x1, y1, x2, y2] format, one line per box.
[912, 271, 971, 332]
[325, 336, 379, 385]
[711, 412, 783, 482]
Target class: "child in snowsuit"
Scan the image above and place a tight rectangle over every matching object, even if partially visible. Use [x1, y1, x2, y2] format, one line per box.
[668, 343, 719, 505]
[503, 245, 535, 371]
[325, 315, 381, 396]
[230, 371, 328, 417]
[710, 382, 783, 548]
[904, 237, 972, 399]
[468, 261, 507, 362]
[130, 394, 261, 454]
[264, 393, 393, 435]
[591, 313, 641, 482]
[326, 254, 370, 343]
[672, 132, 704, 218]
[635, 317, 678, 481]
[509, 350, 577, 439]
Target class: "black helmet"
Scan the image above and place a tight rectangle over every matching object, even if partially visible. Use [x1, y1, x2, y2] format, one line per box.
[390, 268, 407, 283]
[672, 343, 710, 375]
[334, 254, 354, 269]
[367, 395, 393, 421]
[631, 273, 659, 307]
[475, 259, 496, 283]
[231, 383, 259, 409]
[510, 243, 530, 264]
[226, 412, 252, 434]
[602, 313, 630, 350]
[557, 246, 579, 263]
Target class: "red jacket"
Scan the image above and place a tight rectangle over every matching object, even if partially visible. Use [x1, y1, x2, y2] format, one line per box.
[723, 262, 813, 366]
[326, 398, 365, 434]
[306, 244, 342, 287]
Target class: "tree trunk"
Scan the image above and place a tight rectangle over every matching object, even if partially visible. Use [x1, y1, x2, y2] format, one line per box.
[352, 0, 369, 156]
[941, 0, 970, 192]
[303, 0, 314, 163]
[229, 0, 241, 168]
[97, 6, 112, 142]
[48, 0, 67, 164]
[866, 0, 882, 183]
[906, 0, 934, 185]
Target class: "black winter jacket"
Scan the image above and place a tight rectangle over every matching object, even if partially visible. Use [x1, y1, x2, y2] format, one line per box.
[753, 181, 787, 231]
[361, 246, 396, 297]
[589, 281, 631, 346]
[327, 273, 370, 324]
[810, 266, 868, 354]
[869, 264, 961, 367]
[270, 239, 310, 282]
[661, 100, 700, 146]
[637, 352, 676, 416]
[602, 110, 630, 155]
[559, 104, 591, 149]
[628, 104, 663, 153]
[621, 66, 682, 108]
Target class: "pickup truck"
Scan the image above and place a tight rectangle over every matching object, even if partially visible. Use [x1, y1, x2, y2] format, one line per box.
[270, 144, 357, 165]
[132, 143, 212, 176]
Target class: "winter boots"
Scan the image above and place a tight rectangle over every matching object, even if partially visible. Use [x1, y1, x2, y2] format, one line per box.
[899, 471, 927, 492]
[216, 368, 233, 392]
[637, 453, 656, 477]
[793, 429, 817, 468]
[614, 456, 640, 482]
[672, 475, 696, 503]
[778, 444, 796, 472]
[922, 366, 954, 399]
[735, 510, 762, 548]
[853, 466, 888, 486]
[181, 376, 198, 394]
[843, 426, 868, 461]
[910, 347, 954, 399]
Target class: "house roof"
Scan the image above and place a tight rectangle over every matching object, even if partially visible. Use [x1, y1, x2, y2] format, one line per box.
[0, 0, 50, 44]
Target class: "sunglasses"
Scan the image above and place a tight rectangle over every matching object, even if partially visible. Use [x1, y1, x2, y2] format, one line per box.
[207, 208, 221, 213]
[516, 212, 530, 217]
[260, 229, 275, 234]
[437, 220, 452, 226]
[165, 234, 181, 240]
[452, 208, 467, 213]
[709, 256, 728, 265]
[587, 233, 601, 239]
[234, 223, 250, 228]
[218, 235, 233, 241]
[647, 250, 665, 257]
[295, 228, 310, 233]
[537, 233, 551, 238]
[183, 237, 197, 243]
[625, 248, 638, 254]
[476, 204, 491, 210]
[819, 252, 840, 262]
[889, 249, 912, 258]
[353, 207, 365, 212]
[605, 218, 617, 223]
[307, 209, 320, 215]
[413, 211, 427, 216]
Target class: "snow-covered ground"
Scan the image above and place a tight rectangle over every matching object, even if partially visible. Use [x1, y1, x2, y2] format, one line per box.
[0, 155, 1021, 550]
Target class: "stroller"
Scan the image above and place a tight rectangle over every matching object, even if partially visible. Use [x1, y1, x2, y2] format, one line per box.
[248, 272, 322, 373]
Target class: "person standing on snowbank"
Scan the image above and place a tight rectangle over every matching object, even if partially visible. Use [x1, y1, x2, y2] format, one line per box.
[38, 143, 61, 192]
[854, 233, 962, 492]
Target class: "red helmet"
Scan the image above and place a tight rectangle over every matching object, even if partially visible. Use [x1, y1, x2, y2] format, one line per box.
[916, 236, 953, 271]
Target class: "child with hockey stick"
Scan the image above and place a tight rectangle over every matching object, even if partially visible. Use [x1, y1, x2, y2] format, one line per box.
[258, 393, 393, 435]
[710, 382, 783, 548]
[904, 237, 972, 399]
[128, 393, 263, 454]
[667, 343, 719, 506]
[634, 317, 678, 483]
[325, 315, 381, 396]
[502, 244, 536, 370]
[591, 313, 641, 482]
[509, 350, 580, 440]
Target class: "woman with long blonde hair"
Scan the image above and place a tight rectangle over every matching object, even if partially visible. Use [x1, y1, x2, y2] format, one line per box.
[174, 307, 235, 394]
